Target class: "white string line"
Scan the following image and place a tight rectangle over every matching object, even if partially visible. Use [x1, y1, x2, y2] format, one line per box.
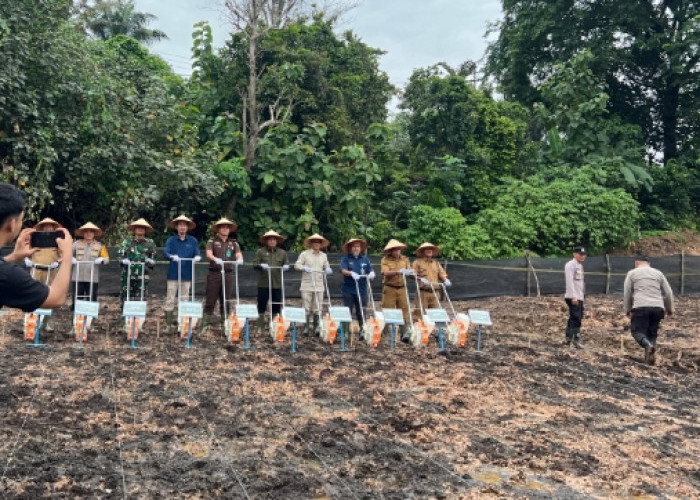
[164, 341, 252, 500]
[106, 321, 128, 500]
[259, 343, 477, 490]
[0, 347, 51, 485]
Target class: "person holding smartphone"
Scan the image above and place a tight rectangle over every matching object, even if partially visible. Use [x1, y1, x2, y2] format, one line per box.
[28, 218, 63, 286]
[0, 183, 73, 312]
[25, 217, 64, 331]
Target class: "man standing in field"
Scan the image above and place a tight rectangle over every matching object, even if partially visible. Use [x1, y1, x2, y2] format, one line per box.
[253, 230, 289, 334]
[0, 183, 73, 312]
[163, 215, 201, 334]
[564, 246, 586, 348]
[623, 255, 674, 365]
[294, 233, 332, 336]
[380, 239, 413, 343]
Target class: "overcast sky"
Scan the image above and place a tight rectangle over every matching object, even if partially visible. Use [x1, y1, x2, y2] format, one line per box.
[135, 0, 503, 93]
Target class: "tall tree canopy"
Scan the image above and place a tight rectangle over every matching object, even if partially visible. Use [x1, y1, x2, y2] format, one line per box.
[77, 0, 168, 44]
[485, 0, 699, 165]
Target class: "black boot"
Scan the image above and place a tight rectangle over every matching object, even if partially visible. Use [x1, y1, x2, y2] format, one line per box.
[401, 325, 410, 344]
[642, 338, 655, 365]
[313, 313, 320, 337]
[564, 326, 572, 346]
[572, 328, 584, 349]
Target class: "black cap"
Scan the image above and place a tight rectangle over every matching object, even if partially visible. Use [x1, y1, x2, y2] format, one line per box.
[573, 246, 587, 255]
[634, 255, 650, 262]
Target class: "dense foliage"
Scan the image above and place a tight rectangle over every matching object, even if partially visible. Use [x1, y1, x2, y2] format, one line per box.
[1, 0, 696, 255]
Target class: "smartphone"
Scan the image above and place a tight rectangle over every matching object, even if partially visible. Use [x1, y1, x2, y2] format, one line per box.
[30, 231, 64, 248]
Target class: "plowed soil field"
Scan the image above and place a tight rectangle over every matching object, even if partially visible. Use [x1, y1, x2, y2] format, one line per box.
[0, 294, 698, 499]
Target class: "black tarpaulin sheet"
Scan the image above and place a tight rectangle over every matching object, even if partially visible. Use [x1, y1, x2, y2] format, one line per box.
[3, 248, 698, 299]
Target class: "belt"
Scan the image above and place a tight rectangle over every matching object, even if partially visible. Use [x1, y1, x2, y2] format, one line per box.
[383, 284, 405, 289]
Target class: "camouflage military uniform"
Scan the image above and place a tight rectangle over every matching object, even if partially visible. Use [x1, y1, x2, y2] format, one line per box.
[118, 237, 156, 304]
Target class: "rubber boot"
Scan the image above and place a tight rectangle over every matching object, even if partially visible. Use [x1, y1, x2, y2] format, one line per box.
[164, 311, 173, 334]
[572, 328, 584, 349]
[401, 325, 410, 344]
[200, 314, 211, 335]
[43, 317, 54, 333]
[313, 313, 320, 337]
[642, 338, 655, 365]
[304, 314, 312, 336]
[564, 326, 572, 346]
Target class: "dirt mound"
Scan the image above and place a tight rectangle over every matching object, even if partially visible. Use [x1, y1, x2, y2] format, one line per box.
[609, 230, 700, 256]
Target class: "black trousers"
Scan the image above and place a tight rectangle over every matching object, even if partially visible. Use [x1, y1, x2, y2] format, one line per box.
[565, 298, 584, 334]
[343, 292, 367, 327]
[204, 271, 234, 316]
[258, 287, 282, 315]
[630, 307, 665, 347]
[72, 282, 98, 310]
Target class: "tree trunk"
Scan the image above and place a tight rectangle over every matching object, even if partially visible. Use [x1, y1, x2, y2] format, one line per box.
[245, 23, 259, 173]
[661, 83, 679, 165]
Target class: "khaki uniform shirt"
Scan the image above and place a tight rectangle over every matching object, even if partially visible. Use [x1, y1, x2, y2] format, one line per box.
[206, 236, 241, 272]
[294, 249, 330, 292]
[381, 255, 411, 288]
[72, 240, 109, 282]
[32, 247, 60, 266]
[253, 247, 288, 288]
[413, 258, 447, 290]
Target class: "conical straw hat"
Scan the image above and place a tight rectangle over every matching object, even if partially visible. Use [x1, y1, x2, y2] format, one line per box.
[34, 217, 62, 230]
[127, 217, 154, 234]
[303, 233, 330, 249]
[211, 217, 238, 233]
[342, 238, 368, 254]
[75, 222, 104, 238]
[259, 230, 285, 245]
[415, 242, 441, 257]
[382, 238, 407, 253]
[168, 214, 196, 231]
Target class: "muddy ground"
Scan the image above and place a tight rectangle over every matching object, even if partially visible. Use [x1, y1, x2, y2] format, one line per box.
[0, 293, 698, 499]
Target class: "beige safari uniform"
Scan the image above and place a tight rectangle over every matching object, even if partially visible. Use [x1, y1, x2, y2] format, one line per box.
[412, 258, 447, 316]
[294, 249, 330, 314]
[31, 247, 60, 285]
[381, 255, 411, 325]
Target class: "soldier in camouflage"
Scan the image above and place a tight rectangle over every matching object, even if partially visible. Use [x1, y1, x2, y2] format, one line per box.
[118, 218, 157, 306]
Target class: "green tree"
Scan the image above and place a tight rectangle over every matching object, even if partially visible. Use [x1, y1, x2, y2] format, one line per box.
[78, 0, 168, 44]
[534, 51, 652, 192]
[1, 1, 219, 239]
[0, 0, 87, 216]
[58, 35, 221, 239]
[475, 169, 639, 257]
[486, 0, 699, 165]
[400, 62, 532, 215]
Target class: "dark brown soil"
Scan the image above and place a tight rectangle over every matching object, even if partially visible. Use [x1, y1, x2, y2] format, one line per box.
[0, 294, 698, 499]
[608, 230, 700, 256]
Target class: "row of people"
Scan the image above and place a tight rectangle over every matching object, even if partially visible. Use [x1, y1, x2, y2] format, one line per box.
[2, 182, 672, 361]
[21, 212, 452, 343]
